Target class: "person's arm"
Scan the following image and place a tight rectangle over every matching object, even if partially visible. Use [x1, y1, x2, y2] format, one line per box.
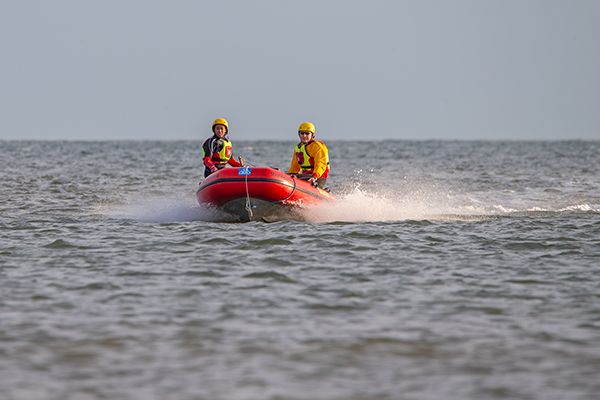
[227, 156, 242, 167]
[308, 142, 328, 178]
[202, 140, 218, 172]
[287, 151, 301, 174]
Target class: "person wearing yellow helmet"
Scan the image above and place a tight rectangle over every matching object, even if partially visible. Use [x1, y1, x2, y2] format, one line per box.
[201, 118, 244, 177]
[287, 121, 330, 188]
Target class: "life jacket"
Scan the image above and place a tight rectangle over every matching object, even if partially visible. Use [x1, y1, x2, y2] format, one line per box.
[203, 136, 233, 167]
[294, 140, 330, 178]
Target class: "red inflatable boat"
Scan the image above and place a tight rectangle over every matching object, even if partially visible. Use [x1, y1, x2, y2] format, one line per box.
[196, 167, 334, 221]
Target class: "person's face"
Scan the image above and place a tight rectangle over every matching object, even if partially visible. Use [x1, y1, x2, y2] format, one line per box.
[213, 125, 227, 138]
[298, 131, 313, 143]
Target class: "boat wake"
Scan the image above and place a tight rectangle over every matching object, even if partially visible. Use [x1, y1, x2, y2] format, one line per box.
[96, 195, 230, 223]
[96, 183, 599, 224]
[301, 184, 600, 223]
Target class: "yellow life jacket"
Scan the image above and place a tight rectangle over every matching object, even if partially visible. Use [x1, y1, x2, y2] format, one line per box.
[203, 137, 233, 166]
[294, 140, 330, 177]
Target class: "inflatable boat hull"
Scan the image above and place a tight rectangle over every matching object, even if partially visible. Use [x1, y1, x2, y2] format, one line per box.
[196, 167, 334, 221]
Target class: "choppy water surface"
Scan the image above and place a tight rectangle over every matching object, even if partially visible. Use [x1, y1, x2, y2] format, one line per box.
[1, 140, 600, 400]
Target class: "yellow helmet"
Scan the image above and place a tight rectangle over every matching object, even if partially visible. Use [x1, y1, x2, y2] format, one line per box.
[212, 118, 229, 133]
[298, 121, 315, 135]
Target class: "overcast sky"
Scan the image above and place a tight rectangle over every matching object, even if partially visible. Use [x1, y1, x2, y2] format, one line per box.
[1, 0, 599, 141]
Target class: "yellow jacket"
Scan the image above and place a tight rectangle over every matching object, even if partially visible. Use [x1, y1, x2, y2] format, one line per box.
[287, 140, 330, 178]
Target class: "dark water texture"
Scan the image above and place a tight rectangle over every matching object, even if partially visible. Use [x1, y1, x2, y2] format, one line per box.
[1, 140, 600, 400]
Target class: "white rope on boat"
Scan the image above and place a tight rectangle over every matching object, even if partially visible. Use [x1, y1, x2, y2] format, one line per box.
[243, 167, 253, 220]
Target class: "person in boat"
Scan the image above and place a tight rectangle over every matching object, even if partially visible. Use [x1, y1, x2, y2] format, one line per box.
[201, 117, 244, 178]
[287, 121, 330, 188]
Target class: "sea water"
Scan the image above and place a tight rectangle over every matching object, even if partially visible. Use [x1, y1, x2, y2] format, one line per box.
[1, 140, 599, 400]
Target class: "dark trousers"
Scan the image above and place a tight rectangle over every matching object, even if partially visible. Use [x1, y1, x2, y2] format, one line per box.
[204, 166, 224, 178]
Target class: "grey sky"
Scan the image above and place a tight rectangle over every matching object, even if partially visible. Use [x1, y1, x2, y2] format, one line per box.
[1, 0, 599, 141]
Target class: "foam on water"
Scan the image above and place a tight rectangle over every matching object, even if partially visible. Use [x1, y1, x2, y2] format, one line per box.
[303, 183, 600, 223]
[96, 195, 225, 223]
[95, 186, 600, 224]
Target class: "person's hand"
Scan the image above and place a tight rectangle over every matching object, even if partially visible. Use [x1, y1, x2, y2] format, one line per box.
[210, 166, 218, 173]
[238, 156, 245, 167]
[308, 177, 318, 187]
